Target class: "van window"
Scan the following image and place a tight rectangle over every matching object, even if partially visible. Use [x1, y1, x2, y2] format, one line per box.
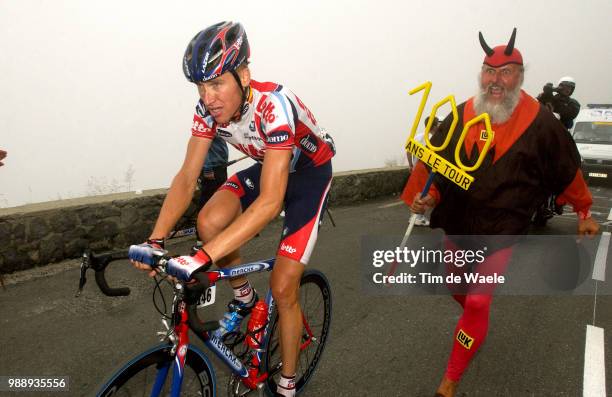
[573, 122, 612, 144]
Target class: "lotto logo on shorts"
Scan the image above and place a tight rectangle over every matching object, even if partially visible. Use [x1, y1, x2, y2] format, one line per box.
[456, 329, 474, 349]
[280, 243, 297, 254]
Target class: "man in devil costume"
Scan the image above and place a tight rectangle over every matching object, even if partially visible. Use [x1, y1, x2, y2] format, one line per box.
[401, 28, 599, 397]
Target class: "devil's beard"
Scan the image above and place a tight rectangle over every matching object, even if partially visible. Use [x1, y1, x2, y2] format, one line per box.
[473, 78, 523, 124]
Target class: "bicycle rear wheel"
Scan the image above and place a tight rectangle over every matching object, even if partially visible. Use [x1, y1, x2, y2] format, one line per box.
[96, 343, 216, 397]
[263, 269, 332, 396]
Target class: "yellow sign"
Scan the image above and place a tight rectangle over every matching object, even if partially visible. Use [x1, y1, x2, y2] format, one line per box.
[456, 329, 474, 349]
[406, 140, 474, 190]
[405, 81, 494, 190]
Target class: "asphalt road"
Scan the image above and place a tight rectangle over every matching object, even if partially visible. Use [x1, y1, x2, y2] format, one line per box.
[1, 185, 611, 397]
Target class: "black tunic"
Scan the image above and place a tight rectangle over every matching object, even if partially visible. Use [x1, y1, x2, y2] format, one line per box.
[428, 95, 582, 236]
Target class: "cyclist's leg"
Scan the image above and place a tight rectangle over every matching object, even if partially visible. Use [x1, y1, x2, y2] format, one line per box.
[271, 161, 332, 382]
[198, 189, 243, 285]
[199, 164, 261, 290]
[270, 256, 305, 378]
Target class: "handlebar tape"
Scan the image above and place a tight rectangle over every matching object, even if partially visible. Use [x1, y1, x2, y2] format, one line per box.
[185, 272, 220, 334]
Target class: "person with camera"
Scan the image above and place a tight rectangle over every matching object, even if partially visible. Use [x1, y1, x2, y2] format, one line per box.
[534, 77, 581, 225]
[537, 76, 581, 130]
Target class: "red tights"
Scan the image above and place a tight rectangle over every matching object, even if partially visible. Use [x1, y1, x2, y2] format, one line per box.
[444, 241, 513, 381]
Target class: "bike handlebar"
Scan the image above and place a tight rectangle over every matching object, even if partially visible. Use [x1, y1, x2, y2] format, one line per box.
[78, 248, 219, 333]
[79, 249, 132, 297]
[95, 266, 131, 296]
[184, 272, 220, 334]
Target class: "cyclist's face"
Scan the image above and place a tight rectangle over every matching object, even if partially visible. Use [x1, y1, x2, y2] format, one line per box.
[479, 64, 523, 103]
[197, 68, 249, 123]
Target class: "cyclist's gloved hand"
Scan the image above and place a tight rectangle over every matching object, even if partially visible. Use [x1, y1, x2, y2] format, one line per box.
[128, 239, 167, 267]
[167, 249, 213, 282]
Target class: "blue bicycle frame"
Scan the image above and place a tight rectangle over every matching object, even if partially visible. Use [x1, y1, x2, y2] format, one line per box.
[158, 258, 276, 397]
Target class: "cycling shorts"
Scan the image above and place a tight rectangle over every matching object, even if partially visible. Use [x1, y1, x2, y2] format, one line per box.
[219, 161, 332, 264]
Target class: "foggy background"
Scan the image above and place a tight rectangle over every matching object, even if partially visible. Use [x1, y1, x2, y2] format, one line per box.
[1, 0, 611, 208]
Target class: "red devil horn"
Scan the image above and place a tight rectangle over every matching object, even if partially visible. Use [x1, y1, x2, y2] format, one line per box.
[504, 28, 517, 56]
[479, 31, 494, 56]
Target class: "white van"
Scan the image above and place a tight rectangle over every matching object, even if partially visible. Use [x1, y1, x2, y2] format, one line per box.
[571, 104, 612, 180]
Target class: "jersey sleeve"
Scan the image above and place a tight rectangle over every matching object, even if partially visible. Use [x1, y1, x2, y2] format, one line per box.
[257, 92, 295, 150]
[191, 101, 215, 139]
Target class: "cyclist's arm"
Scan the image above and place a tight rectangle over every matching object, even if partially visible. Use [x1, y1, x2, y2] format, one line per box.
[150, 136, 211, 239]
[203, 149, 291, 260]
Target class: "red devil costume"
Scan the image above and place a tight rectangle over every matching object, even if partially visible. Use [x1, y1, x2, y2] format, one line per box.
[401, 29, 593, 383]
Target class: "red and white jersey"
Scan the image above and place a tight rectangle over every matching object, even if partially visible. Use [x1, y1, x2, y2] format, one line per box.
[191, 80, 335, 171]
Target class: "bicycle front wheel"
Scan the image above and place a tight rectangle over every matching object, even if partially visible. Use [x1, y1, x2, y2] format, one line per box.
[96, 343, 216, 397]
[263, 269, 332, 396]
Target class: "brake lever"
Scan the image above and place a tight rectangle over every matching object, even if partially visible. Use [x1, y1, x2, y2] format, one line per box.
[75, 250, 91, 297]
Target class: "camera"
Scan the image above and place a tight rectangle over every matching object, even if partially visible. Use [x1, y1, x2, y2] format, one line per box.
[543, 83, 561, 95]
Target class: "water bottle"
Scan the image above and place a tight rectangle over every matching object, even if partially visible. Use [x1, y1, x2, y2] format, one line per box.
[213, 311, 244, 338]
[246, 301, 268, 349]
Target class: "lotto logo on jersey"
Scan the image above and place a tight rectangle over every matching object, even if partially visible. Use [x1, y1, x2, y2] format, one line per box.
[267, 131, 290, 145]
[192, 116, 212, 136]
[280, 243, 297, 254]
[256, 95, 276, 123]
[456, 329, 474, 349]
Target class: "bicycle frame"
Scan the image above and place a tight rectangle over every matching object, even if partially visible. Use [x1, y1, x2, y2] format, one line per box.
[165, 258, 278, 396]
[82, 249, 323, 396]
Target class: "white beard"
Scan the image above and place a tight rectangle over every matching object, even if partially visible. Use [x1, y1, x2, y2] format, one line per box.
[473, 80, 522, 124]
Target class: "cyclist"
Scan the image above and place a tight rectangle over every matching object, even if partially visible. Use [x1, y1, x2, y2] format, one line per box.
[130, 21, 335, 397]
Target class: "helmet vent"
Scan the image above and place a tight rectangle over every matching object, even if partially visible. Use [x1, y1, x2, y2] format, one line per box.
[226, 24, 240, 47]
